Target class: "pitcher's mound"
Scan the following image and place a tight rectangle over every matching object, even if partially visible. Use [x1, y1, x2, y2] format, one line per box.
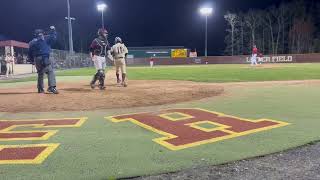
[0, 80, 224, 112]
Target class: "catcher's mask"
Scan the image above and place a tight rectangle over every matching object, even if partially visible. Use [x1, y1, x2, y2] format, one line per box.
[98, 28, 108, 38]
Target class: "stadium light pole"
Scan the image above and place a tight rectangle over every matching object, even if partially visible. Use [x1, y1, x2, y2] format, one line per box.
[66, 0, 74, 54]
[199, 7, 213, 57]
[97, 3, 107, 29]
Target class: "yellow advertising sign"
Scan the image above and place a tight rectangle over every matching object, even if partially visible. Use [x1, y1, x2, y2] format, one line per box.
[171, 49, 188, 58]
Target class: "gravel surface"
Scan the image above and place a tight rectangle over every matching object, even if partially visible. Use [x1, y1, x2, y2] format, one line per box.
[133, 142, 320, 180]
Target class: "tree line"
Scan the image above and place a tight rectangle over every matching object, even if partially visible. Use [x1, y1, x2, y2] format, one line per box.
[224, 0, 320, 56]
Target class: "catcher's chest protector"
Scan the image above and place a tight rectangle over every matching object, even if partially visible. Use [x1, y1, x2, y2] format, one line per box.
[94, 38, 109, 56]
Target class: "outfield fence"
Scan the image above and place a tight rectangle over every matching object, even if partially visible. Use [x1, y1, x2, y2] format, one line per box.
[51, 49, 92, 69]
[126, 53, 320, 66]
[48, 50, 320, 70]
[49, 50, 320, 68]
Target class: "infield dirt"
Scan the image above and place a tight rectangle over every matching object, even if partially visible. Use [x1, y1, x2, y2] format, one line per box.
[2, 67, 320, 113]
[0, 79, 224, 112]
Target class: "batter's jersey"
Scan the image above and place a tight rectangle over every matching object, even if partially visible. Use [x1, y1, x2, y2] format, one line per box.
[111, 43, 128, 59]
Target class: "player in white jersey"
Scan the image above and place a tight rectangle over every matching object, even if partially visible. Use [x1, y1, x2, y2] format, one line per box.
[110, 37, 129, 87]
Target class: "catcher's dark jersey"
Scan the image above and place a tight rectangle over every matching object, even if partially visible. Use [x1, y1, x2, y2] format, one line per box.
[90, 37, 110, 57]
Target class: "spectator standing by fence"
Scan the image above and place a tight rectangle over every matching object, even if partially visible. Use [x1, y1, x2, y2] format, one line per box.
[5, 53, 14, 78]
[0, 55, 3, 75]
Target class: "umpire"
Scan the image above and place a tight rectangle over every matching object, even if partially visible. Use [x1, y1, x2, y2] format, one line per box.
[28, 26, 59, 94]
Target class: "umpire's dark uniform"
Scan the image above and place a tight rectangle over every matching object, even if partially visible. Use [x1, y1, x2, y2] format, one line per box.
[28, 27, 58, 94]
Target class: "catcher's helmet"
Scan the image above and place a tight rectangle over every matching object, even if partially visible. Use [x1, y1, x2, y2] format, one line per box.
[34, 29, 44, 37]
[98, 28, 108, 37]
[115, 37, 122, 44]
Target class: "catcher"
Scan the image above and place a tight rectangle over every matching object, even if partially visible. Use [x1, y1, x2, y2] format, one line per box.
[110, 37, 129, 87]
[89, 28, 112, 90]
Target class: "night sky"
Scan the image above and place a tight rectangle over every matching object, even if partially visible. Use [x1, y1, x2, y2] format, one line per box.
[0, 0, 291, 55]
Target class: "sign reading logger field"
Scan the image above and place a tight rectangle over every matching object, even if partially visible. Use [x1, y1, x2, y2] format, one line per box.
[246, 55, 293, 63]
[171, 49, 188, 58]
[189, 51, 198, 58]
[108, 108, 289, 151]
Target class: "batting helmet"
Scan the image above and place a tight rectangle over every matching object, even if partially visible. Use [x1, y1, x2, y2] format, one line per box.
[115, 37, 122, 44]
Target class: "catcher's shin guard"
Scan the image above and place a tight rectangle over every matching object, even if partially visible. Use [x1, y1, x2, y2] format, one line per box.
[90, 72, 99, 89]
[98, 70, 106, 90]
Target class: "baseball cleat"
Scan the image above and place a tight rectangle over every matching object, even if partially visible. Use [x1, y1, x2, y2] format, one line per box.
[38, 88, 45, 94]
[99, 86, 106, 90]
[47, 87, 59, 94]
[122, 82, 128, 87]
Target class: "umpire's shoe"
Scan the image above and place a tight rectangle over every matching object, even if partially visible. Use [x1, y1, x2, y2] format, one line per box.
[90, 82, 96, 89]
[38, 88, 45, 94]
[47, 87, 59, 94]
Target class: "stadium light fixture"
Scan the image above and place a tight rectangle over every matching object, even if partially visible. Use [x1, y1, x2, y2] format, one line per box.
[97, 3, 107, 28]
[199, 7, 213, 57]
[97, 3, 107, 12]
[200, 7, 213, 16]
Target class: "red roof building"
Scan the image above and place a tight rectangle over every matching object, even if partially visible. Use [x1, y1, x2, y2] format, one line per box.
[0, 40, 29, 49]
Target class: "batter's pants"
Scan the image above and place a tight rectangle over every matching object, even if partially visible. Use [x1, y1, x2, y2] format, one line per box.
[114, 58, 126, 74]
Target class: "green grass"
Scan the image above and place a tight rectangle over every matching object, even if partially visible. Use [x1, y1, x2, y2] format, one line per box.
[126, 63, 320, 82]
[57, 63, 320, 83]
[1, 82, 320, 179]
[2, 63, 320, 84]
[1, 64, 320, 179]
[56, 68, 99, 76]
[0, 76, 37, 84]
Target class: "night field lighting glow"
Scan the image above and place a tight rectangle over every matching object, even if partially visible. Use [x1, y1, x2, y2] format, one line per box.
[199, 7, 213, 16]
[97, 3, 107, 12]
